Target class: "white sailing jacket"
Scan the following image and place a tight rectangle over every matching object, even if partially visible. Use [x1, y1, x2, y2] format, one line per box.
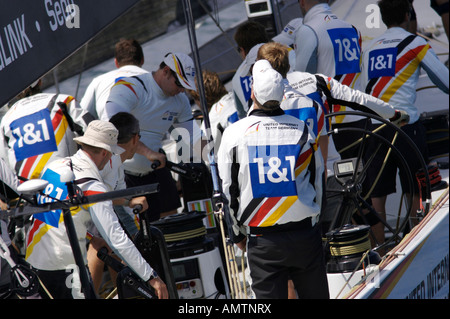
[359, 27, 449, 124]
[217, 108, 324, 242]
[232, 44, 296, 117]
[294, 3, 361, 88]
[281, 78, 326, 140]
[80, 65, 148, 120]
[25, 150, 154, 282]
[202, 92, 239, 153]
[286, 71, 396, 124]
[0, 93, 92, 180]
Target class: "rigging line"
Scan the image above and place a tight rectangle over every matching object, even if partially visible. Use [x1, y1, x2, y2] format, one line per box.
[335, 249, 371, 299]
[197, 0, 243, 61]
[337, 123, 387, 154]
[75, 43, 90, 101]
[362, 131, 398, 201]
[416, 32, 449, 49]
[341, 0, 359, 21]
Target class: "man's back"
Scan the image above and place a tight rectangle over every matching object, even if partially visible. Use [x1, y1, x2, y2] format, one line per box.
[294, 3, 361, 88]
[360, 27, 449, 124]
[80, 65, 148, 121]
[218, 109, 323, 228]
[25, 151, 103, 271]
[0, 93, 91, 179]
[231, 43, 264, 118]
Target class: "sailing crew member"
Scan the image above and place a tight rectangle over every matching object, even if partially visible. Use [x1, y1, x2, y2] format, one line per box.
[0, 80, 94, 180]
[217, 59, 329, 299]
[103, 52, 202, 222]
[189, 69, 239, 153]
[87, 112, 148, 294]
[80, 38, 166, 172]
[359, 0, 449, 245]
[81, 38, 147, 120]
[232, 21, 269, 119]
[293, 0, 368, 158]
[256, 42, 328, 166]
[25, 120, 168, 299]
[294, 0, 361, 89]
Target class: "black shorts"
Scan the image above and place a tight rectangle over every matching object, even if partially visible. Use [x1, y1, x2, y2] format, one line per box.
[125, 167, 181, 222]
[366, 121, 429, 197]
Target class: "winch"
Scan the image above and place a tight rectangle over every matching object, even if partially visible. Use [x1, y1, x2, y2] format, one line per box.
[151, 211, 229, 299]
[326, 224, 381, 273]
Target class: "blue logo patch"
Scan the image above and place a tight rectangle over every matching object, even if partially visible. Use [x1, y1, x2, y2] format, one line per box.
[368, 47, 397, 79]
[240, 75, 252, 103]
[10, 109, 57, 162]
[248, 144, 300, 198]
[327, 28, 361, 75]
[35, 168, 68, 228]
[284, 107, 318, 136]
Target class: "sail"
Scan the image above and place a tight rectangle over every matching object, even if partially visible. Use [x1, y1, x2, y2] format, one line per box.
[0, 0, 140, 107]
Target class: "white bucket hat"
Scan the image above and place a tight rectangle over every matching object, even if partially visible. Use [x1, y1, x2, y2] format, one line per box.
[164, 52, 196, 91]
[252, 59, 284, 106]
[74, 120, 124, 155]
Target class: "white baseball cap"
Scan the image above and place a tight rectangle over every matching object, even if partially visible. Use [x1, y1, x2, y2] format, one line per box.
[272, 18, 303, 47]
[252, 59, 284, 106]
[163, 52, 196, 91]
[74, 120, 124, 155]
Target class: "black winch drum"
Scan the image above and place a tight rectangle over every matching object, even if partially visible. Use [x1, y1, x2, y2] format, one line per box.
[326, 224, 381, 273]
[151, 211, 213, 259]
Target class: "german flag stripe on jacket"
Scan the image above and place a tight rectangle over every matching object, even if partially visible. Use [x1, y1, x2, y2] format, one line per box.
[360, 27, 449, 124]
[0, 93, 92, 180]
[217, 108, 324, 242]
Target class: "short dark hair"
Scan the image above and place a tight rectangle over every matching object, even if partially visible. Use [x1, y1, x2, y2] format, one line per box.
[114, 38, 144, 67]
[234, 21, 269, 55]
[109, 112, 140, 144]
[378, 0, 411, 27]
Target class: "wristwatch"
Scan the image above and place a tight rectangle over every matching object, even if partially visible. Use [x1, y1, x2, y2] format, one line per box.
[149, 270, 158, 280]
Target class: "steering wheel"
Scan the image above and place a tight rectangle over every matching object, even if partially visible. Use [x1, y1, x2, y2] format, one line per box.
[324, 111, 431, 253]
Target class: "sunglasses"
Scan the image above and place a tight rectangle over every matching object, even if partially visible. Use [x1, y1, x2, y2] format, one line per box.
[170, 70, 184, 88]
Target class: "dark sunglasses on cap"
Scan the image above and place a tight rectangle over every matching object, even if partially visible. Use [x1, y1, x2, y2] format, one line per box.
[170, 70, 184, 88]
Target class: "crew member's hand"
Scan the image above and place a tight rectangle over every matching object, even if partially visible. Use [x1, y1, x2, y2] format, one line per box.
[129, 196, 148, 213]
[236, 237, 247, 251]
[147, 149, 166, 169]
[136, 141, 166, 168]
[89, 236, 110, 252]
[149, 277, 169, 299]
[390, 110, 409, 127]
[0, 199, 7, 211]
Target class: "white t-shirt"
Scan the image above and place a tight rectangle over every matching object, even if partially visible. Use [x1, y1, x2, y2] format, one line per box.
[104, 72, 199, 173]
[80, 65, 148, 120]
